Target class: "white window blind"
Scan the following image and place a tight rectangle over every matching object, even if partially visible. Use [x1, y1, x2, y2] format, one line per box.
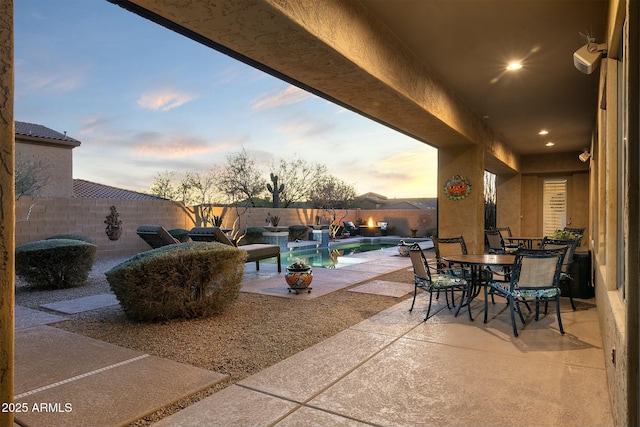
[543, 179, 567, 235]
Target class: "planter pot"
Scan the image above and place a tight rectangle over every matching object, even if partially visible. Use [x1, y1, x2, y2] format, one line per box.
[398, 242, 411, 257]
[285, 267, 313, 294]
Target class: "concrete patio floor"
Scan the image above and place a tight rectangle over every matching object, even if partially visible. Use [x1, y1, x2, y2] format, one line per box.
[13, 244, 613, 427]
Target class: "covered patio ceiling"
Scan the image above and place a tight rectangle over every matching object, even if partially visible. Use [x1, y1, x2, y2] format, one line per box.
[109, 0, 608, 172]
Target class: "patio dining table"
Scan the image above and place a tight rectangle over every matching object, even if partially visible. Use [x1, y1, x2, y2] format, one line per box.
[443, 254, 515, 320]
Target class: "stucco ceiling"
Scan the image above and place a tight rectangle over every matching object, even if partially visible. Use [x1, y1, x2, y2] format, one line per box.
[358, 0, 608, 155]
[111, 0, 608, 159]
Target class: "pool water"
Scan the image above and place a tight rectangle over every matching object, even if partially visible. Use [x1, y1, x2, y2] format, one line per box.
[282, 242, 398, 269]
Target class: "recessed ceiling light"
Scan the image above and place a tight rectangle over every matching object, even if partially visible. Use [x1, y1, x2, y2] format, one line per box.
[538, 130, 549, 135]
[506, 62, 523, 71]
[546, 142, 555, 147]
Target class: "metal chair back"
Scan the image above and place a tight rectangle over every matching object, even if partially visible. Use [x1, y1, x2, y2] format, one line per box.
[485, 229, 506, 254]
[510, 247, 567, 291]
[540, 237, 578, 274]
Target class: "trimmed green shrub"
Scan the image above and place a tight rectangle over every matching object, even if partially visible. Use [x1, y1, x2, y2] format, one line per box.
[46, 233, 94, 244]
[16, 239, 97, 289]
[168, 228, 190, 243]
[106, 242, 246, 321]
[239, 227, 267, 245]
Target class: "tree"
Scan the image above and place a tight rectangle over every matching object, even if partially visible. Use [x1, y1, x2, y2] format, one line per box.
[15, 153, 51, 199]
[270, 155, 328, 207]
[218, 148, 267, 206]
[149, 170, 180, 201]
[149, 169, 227, 226]
[309, 175, 357, 239]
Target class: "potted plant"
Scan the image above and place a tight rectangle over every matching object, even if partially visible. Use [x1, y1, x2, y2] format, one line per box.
[285, 258, 313, 293]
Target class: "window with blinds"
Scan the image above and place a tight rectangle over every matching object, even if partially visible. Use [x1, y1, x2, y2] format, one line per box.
[543, 179, 567, 235]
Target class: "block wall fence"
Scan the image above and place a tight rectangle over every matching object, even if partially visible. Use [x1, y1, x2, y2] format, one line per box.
[15, 197, 436, 258]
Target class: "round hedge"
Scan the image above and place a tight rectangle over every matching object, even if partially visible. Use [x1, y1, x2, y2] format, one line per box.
[106, 242, 246, 321]
[46, 233, 94, 244]
[16, 239, 97, 289]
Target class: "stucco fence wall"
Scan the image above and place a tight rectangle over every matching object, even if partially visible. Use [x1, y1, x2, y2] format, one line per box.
[15, 198, 436, 259]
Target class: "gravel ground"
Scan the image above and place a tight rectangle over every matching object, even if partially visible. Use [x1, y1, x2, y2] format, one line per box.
[16, 257, 415, 427]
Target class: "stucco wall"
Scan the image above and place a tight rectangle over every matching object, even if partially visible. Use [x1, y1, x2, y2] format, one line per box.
[15, 198, 437, 259]
[16, 141, 75, 198]
[16, 197, 191, 258]
[518, 172, 589, 240]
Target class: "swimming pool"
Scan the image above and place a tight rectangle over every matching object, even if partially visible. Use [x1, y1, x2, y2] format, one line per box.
[282, 242, 398, 269]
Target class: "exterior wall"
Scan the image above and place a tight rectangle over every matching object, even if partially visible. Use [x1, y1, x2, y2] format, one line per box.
[438, 145, 486, 253]
[518, 172, 589, 239]
[16, 197, 191, 258]
[0, 2, 14, 425]
[15, 199, 437, 259]
[16, 139, 76, 198]
[496, 174, 521, 235]
[591, 0, 639, 424]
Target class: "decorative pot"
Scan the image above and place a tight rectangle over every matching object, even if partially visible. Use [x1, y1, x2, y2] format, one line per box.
[398, 241, 411, 257]
[285, 267, 313, 293]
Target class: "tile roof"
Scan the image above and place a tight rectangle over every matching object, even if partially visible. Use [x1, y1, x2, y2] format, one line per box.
[73, 179, 167, 200]
[15, 121, 80, 144]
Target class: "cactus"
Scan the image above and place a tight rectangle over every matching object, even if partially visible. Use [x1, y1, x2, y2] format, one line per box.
[266, 172, 285, 208]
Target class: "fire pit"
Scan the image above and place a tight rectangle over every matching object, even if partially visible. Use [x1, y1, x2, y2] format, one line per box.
[360, 217, 382, 237]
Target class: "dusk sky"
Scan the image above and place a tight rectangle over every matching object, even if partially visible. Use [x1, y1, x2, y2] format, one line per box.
[14, 0, 439, 198]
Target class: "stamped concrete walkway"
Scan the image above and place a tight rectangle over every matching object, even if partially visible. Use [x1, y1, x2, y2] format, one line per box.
[13, 243, 613, 427]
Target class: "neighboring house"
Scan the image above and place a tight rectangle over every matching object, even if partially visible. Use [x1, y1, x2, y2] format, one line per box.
[352, 192, 437, 210]
[15, 121, 166, 201]
[15, 121, 80, 198]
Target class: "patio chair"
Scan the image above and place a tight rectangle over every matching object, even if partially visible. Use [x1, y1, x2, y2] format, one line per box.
[136, 225, 180, 249]
[408, 243, 471, 321]
[485, 229, 519, 254]
[485, 229, 507, 254]
[495, 226, 519, 251]
[483, 247, 567, 337]
[540, 236, 579, 310]
[188, 227, 281, 272]
[343, 221, 360, 236]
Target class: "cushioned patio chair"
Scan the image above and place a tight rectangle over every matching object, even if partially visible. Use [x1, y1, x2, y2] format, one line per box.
[485, 229, 518, 254]
[484, 247, 567, 337]
[343, 221, 360, 236]
[408, 243, 471, 321]
[540, 236, 579, 310]
[495, 226, 519, 251]
[136, 225, 180, 249]
[188, 227, 281, 272]
[485, 229, 507, 254]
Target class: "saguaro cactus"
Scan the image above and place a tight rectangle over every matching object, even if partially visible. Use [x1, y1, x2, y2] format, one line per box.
[267, 173, 285, 208]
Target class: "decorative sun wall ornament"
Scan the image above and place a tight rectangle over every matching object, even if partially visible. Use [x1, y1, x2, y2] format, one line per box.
[444, 175, 472, 200]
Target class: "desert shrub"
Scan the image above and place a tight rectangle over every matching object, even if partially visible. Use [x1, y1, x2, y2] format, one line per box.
[239, 227, 267, 245]
[46, 233, 94, 244]
[16, 239, 97, 289]
[168, 228, 190, 243]
[106, 242, 246, 321]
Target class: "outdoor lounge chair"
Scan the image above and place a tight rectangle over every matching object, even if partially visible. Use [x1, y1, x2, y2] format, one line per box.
[188, 227, 281, 272]
[136, 225, 180, 249]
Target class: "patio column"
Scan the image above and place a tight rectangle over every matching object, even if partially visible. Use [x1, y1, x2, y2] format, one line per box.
[437, 144, 485, 254]
[0, 2, 15, 426]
